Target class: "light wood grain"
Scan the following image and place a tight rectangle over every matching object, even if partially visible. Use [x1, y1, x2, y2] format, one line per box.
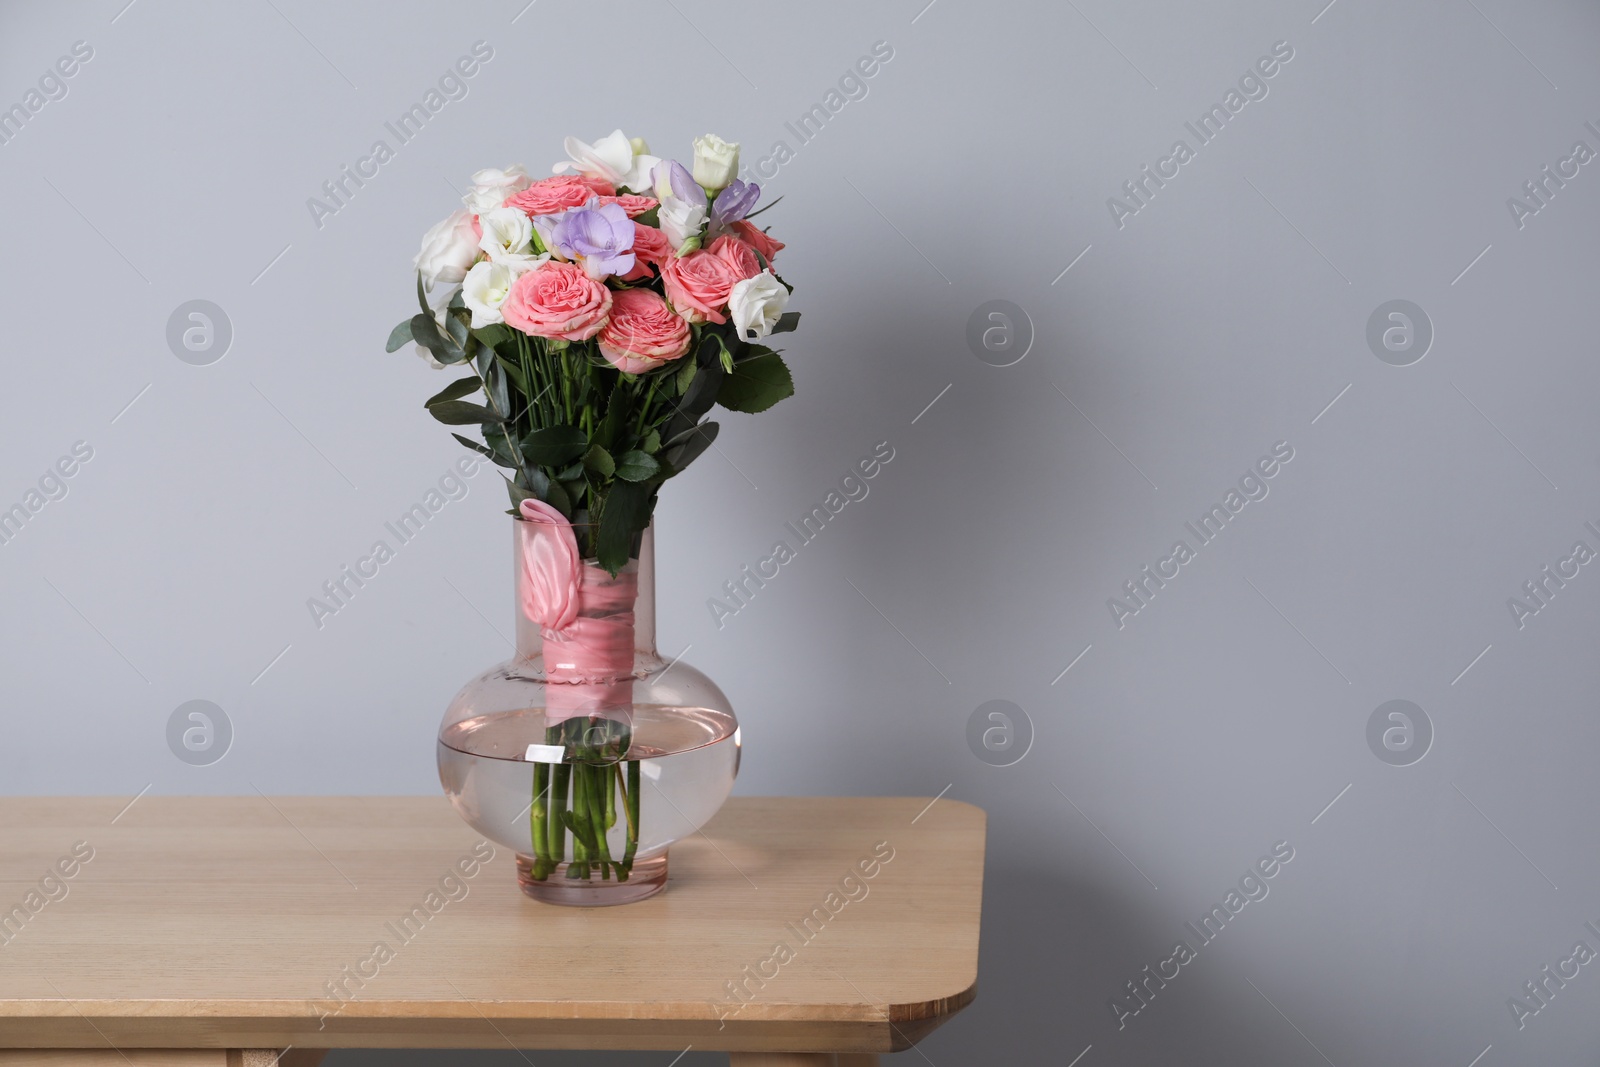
[0, 1054, 323, 1067]
[0, 796, 983, 1053]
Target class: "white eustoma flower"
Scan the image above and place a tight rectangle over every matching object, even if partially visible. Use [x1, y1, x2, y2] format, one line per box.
[463, 165, 532, 215]
[477, 207, 544, 269]
[657, 195, 708, 254]
[462, 259, 538, 328]
[691, 134, 740, 192]
[414, 209, 480, 291]
[728, 270, 789, 341]
[554, 129, 660, 193]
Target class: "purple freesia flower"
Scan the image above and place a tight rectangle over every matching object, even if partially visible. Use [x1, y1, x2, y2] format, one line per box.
[709, 178, 761, 236]
[664, 159, 705, 208]
[533, 198, 636, 279]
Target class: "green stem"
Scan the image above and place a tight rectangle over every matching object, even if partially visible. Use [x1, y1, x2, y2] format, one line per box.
[588, 761, 614, 878]
[530, 761, 549, 879]
[549, 762, 569, 868]
[622, 760, 641, 873]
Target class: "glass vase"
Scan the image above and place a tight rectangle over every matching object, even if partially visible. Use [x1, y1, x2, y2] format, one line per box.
[437, 521, 739, 906]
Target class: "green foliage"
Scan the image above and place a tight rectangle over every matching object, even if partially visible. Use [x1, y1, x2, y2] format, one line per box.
[716, 349, 794, 413]
[391, 267, 799, 574]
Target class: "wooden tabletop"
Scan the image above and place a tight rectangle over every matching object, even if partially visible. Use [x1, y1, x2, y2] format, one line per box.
[0, 796, 984, 1054]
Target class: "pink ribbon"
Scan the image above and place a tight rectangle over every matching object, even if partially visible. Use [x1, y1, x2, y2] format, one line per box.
[518, 499, 637, 725]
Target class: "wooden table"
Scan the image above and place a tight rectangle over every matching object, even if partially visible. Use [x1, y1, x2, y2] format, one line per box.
[0, 796, 984, 1065]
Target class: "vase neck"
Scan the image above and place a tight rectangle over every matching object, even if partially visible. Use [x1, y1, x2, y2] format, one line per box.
[513, 522, 656, 659]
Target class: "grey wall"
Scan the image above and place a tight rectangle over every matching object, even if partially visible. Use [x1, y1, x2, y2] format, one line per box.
[5, 0, 1600, 1063]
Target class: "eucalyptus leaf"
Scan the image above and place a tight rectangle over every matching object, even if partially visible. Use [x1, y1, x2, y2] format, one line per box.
[386, 319, 414, 352]
[502, 474, 537, 511]
[451, 433, 507, 466]
[428, 400, 504, 426]
[771, 311, 801, 335]
[425, 377, 481, 408]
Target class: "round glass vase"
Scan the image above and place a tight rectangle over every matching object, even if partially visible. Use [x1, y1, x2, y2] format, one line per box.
[437, 521, 738, 906]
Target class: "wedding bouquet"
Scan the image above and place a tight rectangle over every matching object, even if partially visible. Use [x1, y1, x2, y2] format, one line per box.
[386, 129, 797, 575]
[397, 131, 796, 891]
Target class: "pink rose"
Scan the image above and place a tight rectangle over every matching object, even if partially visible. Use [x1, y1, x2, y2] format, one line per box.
[518, 498, 580, 638]
[661, 248, 741, 324]
[598, 288, 693, 373]
[502, 261, 613, 341]
[577, 174, 617, 197]
[729, 220, 784, 264]
[709, 234, 762, 281]
[504, 176, 610, 217]
[595, 194, 659, 219]
[620, 223, 671, 281]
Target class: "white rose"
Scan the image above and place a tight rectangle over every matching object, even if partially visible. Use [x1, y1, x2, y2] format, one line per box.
[691, 134, 740, 192]
[658, 194, 708, 254]
[728, 270, 789, 341]
[462, 259, 539, 328]
[414, 209, 480, 291]
[463, 165, 531, 215]
[554, 129, 660, 194]
[477, 207, 544, 269]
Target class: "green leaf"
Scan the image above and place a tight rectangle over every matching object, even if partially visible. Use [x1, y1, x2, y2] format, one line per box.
[716, 351, 794, 413]
[596, 480, 651, 576]
[386, 319, 414, 352]
[543, 477, 573, 518]
[425, 377, 481, 408]
[451, 433, 511, 467]
[582, 444, 616, 478]
[743, 196, 784, 221]
[596, 384, 630, 451]
[411, 313, 466, 365]
[428, 400, 504, 425]
[521, 425, 588, 466]
[475, 323, 513, 348]
[615, 450, 659, 482]
[771, 311, 801, 335]
[640, 429, 661, 455]
[495, 355, 529, 398]
[663, 420, 719, 474]
[416, 273, 431, 316]
[674, 357, 698, 395]
[443, 310, 470, 349]
[502, 474, 537, 511]
[665, 360, 724, 441]
[484, 358, 510, 417]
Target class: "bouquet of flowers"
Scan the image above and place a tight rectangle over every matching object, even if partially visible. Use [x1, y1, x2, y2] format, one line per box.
[396, 131, 795, 893]
[386, 129, 797, 575]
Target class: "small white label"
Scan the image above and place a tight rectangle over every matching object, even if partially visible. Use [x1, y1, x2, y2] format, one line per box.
[641, 759, 663, 781]
[524, 743, 566, 764]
